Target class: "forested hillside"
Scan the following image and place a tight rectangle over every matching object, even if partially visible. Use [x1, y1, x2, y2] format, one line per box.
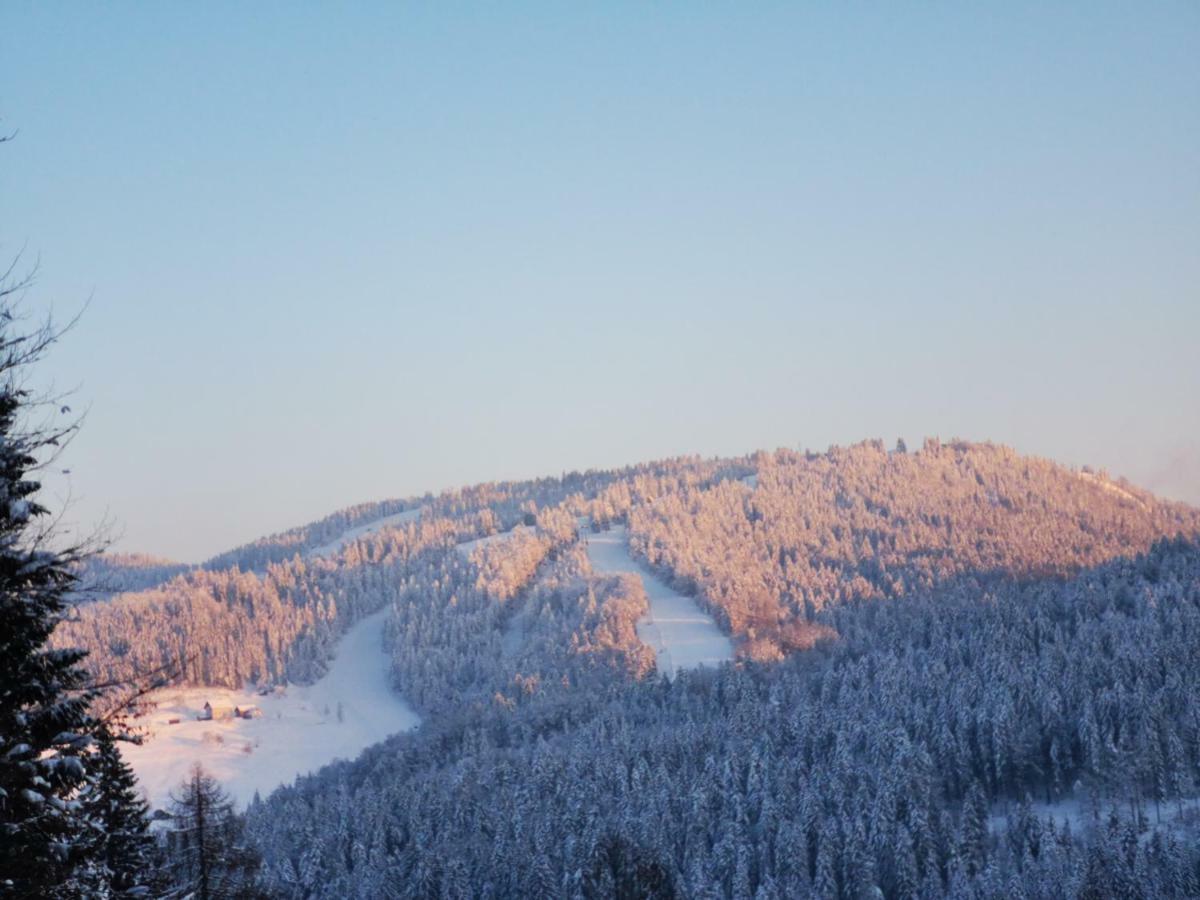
[629, 441, 1199, 661]
[56, 456, 712, 693]
[59, 516, 443, 687]
[202, 498, 427, 572]
[73, 552, 192, 600]
[64, 441, 1198, 697]
[63, 440, 1200, 897]
[247, 536, 1200, 899]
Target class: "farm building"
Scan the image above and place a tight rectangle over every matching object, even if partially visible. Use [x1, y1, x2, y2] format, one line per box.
[198, 702, 234, 721]
[235, 705, 262, 719]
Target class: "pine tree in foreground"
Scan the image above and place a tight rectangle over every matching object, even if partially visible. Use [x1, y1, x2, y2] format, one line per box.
[0, 290, 108, 895]
[80, 726, 156, 896]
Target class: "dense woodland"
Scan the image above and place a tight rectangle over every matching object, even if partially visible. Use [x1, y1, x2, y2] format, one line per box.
[247, 537, 1200, 899]
[627, 441, 1199, 661]
[73, 553, 193, 600]
[53, 457, 726, 692]
[45, 440, 1200, 897]
[58, 517, 454, 688]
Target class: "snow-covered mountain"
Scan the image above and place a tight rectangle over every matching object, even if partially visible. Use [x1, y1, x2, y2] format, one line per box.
[63, 440, 1200, 898]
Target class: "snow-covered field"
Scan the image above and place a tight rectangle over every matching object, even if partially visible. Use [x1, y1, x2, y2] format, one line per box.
[306, 508, 423, 558]
[584, 526, 734, 676]
[121, 609, 418, 810]
[455, 525, 528, 557]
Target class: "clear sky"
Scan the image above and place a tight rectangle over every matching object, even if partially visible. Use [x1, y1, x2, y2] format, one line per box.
[2, 3, 1197, 561]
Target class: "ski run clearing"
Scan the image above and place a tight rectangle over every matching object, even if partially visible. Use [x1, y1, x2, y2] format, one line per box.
[124, 518, 728, 808]
[1077, 470, 1145, 508]
[122, 609, 418, 811]
[305, 507, 423, 558]
[456, 525, 529, 557]
[988, 794, 1200, 844]
[584, 526, 734, 677]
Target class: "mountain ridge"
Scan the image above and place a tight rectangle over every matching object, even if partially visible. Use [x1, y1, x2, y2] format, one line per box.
[59, 438, 1199, 692]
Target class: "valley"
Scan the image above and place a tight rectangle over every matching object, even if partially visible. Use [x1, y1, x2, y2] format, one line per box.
[120, 608, 418, 810]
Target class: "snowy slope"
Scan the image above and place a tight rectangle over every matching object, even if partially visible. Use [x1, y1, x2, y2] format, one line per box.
[455, 525, 528, 557]
[121, 609, 418, 810]
[585, 526, 734, 676]
[989, 793, 1200, 842]
[305, 508, 423, 558]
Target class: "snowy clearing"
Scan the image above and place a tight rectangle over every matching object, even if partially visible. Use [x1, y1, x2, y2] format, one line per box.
[456, 524, 528, 557]
[741, 473, 758, 489]
[121, 609, 418, 810]
[1077, 471, 1144, 508]
[306, 508, 423, 558]
[584, 526, 734, 677]
[989, 793, 1200, 840]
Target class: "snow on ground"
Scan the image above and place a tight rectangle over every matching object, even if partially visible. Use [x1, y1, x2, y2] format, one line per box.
[122, 609, 418, 810]
[1077, 471, 1145, 508]
[584, 526, 734, 677]
[500, 610, 529, 660]
[988, 795, 1091, 836]
[989, 793, 1200, 839]
[456, 524, 528, 557]
[306, 508, 423, 558]
[741, 473, 758, 489]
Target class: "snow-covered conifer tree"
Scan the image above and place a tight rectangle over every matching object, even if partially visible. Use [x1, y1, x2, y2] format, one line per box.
[80, 727, 155, 896]
[0, 279, 110, 895]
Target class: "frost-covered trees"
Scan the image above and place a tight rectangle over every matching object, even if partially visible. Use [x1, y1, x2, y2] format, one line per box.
[60, 436, 1200, 897]
[72, 553, 192, 601]
[628, 441, 1199, 658]
[56, 516, 460, 689]
[0, 298, 118, 895]
[80, 727, 155, 896]
[245, 537, 1200, 898]
[161, 764, 262, 899]
[67, 440, 1200, 704]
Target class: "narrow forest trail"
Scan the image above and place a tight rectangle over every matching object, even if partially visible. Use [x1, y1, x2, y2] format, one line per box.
[455, 524, 529, 557]
[305, 507, 424, 558]
[584, 525, 734, 676]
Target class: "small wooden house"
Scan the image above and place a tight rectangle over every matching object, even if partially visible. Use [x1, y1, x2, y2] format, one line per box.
[199, 702, 234, 721]
[235, 705, 262, 719]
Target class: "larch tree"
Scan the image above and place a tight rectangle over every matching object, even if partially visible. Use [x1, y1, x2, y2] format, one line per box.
[162, 763, 262, 899]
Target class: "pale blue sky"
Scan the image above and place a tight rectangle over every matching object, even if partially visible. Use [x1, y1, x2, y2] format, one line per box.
[2, 3, 1197, 561]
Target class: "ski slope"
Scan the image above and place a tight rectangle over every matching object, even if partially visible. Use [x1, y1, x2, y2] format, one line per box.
[584, 526, 734, 677]
[456, 524, 528, 557]
[306, 507, 423, 558]
[121, 609, 418, 810]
